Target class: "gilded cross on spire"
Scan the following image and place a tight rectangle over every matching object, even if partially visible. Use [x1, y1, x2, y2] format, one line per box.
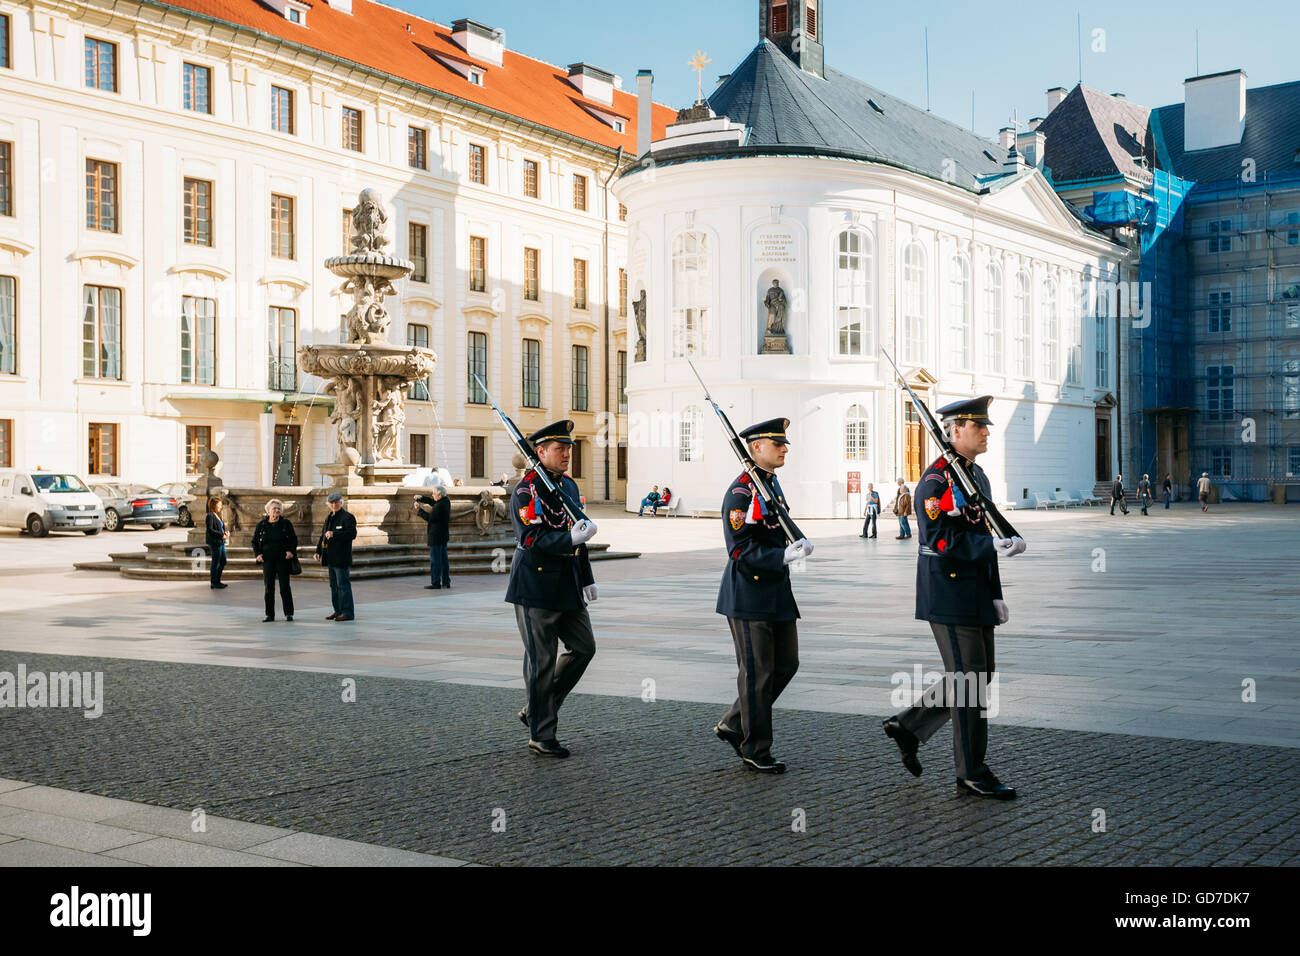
[688, 49, 712, 104]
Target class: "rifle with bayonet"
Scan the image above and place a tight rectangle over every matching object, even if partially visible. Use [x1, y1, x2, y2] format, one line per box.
[472, 373, 589, 525]
[688, 360, 805, 545]
[879, 348, 1023, 541]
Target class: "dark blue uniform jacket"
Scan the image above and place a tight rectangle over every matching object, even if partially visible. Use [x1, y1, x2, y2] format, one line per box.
[504, 468, 594, 612]
[913, 455, 1003, 627]
[716, 470, 799, 622]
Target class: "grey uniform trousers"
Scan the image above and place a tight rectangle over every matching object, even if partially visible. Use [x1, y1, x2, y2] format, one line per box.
[896, 622, 996, 782]
[721, 618, 799, 761]
[515, 604, 596, 742]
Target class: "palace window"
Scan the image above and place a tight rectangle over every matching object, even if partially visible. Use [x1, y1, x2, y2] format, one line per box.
[270, 194, 294, 258]
[836, 230, 872, 356]
[1040, 277, 1059, 381]
[469, 236, 486, 292]
[671, 232, 712, 358]
[82, 285, 122, 379]
[408, 127, 427, 170]
[901, 242, 927, 364]
[983, 262, 1003, 373]
[1012, 269, 1032, 377]
[271, 86, 295, 134]
[84, 38, 116, 92]
[946, 253, 972, 370]
[467, 332, 488, 403]
[406, 324, 430, 400]
[844, 404, 869, 461]
[85, 159, 118, 232]
[1206, 364, 1235, 420]
[524, 247, 539, 301]
[183, 178, 212, 246]
[268, 307, 297, 391]
[522, 338, 541, 408]
[409, 223, 428, 283]
[183, 63, 211, 114]
[572, 345, 589, 411]
[180, 296, 216, 385]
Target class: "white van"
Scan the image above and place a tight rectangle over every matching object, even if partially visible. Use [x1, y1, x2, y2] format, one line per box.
[0, 469, 106, 536]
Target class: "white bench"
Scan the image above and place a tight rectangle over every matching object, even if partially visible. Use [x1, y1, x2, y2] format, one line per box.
[1052, 490, 1082, 508]
[1077, 489, 1103, 507]
[660, 495, 682, 517]
[1033, 492, 1062, 510]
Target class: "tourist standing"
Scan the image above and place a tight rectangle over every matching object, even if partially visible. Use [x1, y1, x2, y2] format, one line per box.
[252, 499, 298, 622]
[317, 492, 358, 621]
[860, 483, 880, 538]
[206, 497, 228, 589]
[1198, 472, 1212, 512]
[414, 486, 452, 590]
[894, 478, 913, 539]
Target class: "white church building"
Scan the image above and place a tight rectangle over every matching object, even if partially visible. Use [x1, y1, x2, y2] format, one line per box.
[616, 1, 1128, 517]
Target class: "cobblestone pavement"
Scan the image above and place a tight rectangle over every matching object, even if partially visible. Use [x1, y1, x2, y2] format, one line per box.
[2, 653, 1295, 866]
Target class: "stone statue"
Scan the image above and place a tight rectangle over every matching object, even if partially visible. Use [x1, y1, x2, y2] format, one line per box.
[342, 276, 396, 344]
[633, 289, 647, 362]
[763, 279, 788, 335]
[372, 386, 405, 463]
[326, 378, 362, 459]
[351, 188, 390, 254]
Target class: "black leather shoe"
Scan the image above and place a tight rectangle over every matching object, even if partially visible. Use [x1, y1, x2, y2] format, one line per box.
[957, 776, 1017, 800]
[713, 721, 743, 758]
[424, 585, 438, 590]
[529, 739, 570, 758]
[285, 615, 294, 622]
[883, 718, 922, 777]
[517, 708, 528, 727]
[742, 755, 787, 774]
[263, 616, 274, 623]
[212, 583, 228, 589]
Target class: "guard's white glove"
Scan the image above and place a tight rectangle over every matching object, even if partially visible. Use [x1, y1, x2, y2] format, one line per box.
[783, 539, 811, 565]
[582, 584, 598, 603]
[570, 519, 598, 546]
[993, 536, 1027, 558]
[993, 599, 1010, 624]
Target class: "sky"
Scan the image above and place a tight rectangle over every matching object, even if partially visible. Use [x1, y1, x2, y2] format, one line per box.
[395, 0, 1300, 139]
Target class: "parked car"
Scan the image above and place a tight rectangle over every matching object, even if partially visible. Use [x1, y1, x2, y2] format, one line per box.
[92, 483, 181, 531]
[156, 481, 198, 527]
[0, 469, 105, 536]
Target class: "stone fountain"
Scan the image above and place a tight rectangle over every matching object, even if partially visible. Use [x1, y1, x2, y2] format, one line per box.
[299, 188, 436, 487]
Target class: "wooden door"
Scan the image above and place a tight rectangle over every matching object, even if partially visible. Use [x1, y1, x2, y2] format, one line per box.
[1095, 416, 1110, 482]
[904, 402, 924, 482]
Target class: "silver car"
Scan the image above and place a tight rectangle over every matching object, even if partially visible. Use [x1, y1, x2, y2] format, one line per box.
[92, 483, 181, 531]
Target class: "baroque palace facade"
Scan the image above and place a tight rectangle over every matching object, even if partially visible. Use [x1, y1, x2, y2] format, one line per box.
[0, 0, 671, 498]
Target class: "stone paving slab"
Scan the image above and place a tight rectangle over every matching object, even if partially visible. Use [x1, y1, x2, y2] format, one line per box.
[0, 653, 1295, 866]
[103, 837, 306, 867]
[0, 839, 143, 866]
[243, 832, 467, 867]
[0, 810, 153, 853]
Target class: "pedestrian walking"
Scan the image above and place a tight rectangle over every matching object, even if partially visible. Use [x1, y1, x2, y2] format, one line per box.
[316, 492, 357, 621]
[1110, 474, 1129, 515]
[206, 497, 229, 589]
[894, 478, 913, 538]
[1138, 474, 1153, 516]
[860, 482, 881, 538]
[505, 420, 599, 758]
[414, 485, 451, 589]
[1198, 471, 1212, 512]
[1162, 473, 1173, 509]
[713, 417, 813, 774]
[883, 396, 1026, 800]
[252, 498, 298, 622]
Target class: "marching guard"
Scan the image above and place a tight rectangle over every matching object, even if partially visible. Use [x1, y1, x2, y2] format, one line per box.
[713, 418, 814, 774]
[504, 419, 600, 758]
[882, 395, 1027, 799]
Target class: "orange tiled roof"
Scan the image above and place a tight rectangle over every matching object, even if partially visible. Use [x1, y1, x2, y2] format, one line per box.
[154, 0, 675, 151]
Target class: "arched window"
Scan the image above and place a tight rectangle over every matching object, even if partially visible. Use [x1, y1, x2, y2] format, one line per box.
[835, 229, 873, 356]
[946, 253, 972, 370]
[1012, 269, 1032, 377]
[678, 404, 703, 462]
[1041, 278, 1059, 381]
[671, 232, 711, 358]
[983, 261, 1003, 373]
[844, 404, 870, 461]
[902, 242, 927, 364]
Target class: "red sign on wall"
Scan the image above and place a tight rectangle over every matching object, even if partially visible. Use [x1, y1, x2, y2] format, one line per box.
[847, 471, 861, 494]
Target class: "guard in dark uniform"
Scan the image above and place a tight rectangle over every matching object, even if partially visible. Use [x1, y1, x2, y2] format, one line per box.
[882, 396, 1026, 799]
[504, 419, 599, 758]
[713, 418, 814, 774]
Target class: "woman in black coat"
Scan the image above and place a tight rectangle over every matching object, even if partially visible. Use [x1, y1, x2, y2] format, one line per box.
[206, 497, 229, 588]
[252, 498, 298, 622]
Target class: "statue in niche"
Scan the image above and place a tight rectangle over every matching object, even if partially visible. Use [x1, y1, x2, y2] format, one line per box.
[372, 385, 405, 462]
[633, 289, 647, 362]
[763, 279, 788, 335]
[325, 378, 362, 458]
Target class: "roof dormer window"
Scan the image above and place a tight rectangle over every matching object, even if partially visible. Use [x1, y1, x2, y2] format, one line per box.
[267, 0, 309, 26]
[469, 70, 483, 86]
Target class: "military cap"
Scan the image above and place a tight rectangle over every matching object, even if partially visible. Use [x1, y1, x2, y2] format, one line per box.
[529, 419, 575, 446]
[740, 417, 791, 446]
[936, 395, 994, 426]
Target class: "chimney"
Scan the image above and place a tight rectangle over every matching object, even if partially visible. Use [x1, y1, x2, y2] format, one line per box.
[998, 126, 1014, 150]
[325, 0, 352, 12]
[1028, 116, 1044, 131]
[1183, 69, 1247, 151]
[451, 18, 504, 66]
[568, 63, 615, 105]
[637, 69, 653, 156]
[1003, 144, 1026, 174]
[716, 74, 731, 87]
[1110, 92, 1125, 100]
[1046, 86, 1067, 114]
